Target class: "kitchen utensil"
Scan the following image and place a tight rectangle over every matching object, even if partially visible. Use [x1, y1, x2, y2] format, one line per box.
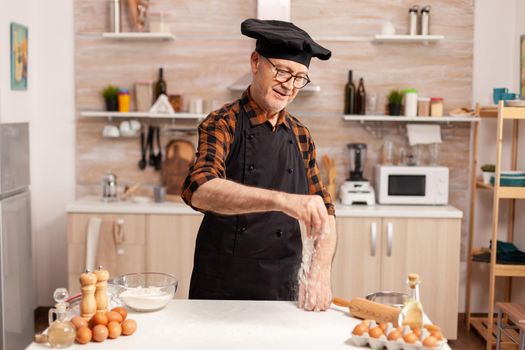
[102, 124, 120, 138]
[154, 126, 163, 170]
[101, 172, 118, 202]
[148, 126, 155, 167]
[332, 297, 400, 326]
[121, 182, 141, 200]
[111, 272, 178, 312]
[154, 185, 166, 203]
[138, 128, 147, 170]
[162, 139, 196, 195]
[365, 291, 408, 308]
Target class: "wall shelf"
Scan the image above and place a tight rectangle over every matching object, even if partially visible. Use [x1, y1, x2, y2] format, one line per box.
[79, 111, 205, 120]
[343, 114, 480, 123]
[101, 32, 175, 41]
[373, 34, 445, 43]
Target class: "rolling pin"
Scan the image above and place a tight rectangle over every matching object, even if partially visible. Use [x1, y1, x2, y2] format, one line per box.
[333, 297, 401, 326]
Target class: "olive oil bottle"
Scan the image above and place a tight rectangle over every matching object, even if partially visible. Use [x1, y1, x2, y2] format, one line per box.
[401, 273, 424, 330]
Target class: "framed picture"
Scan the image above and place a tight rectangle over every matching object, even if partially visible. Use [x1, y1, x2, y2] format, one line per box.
[10, 22, 28, 90]
[521, 34, 525, 97]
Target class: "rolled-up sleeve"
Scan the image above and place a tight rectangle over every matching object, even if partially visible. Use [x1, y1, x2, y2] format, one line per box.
[306, 137, 336, 216]
[181, 112, 233, 208]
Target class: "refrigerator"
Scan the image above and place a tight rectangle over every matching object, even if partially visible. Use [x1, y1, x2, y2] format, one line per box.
[0, 123, 33, 350]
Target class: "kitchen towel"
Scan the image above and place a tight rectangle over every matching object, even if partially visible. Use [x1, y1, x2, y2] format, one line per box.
[406, 124, 442, 146]
[95, 220, 124, 277]
[85, 217, 102, 271]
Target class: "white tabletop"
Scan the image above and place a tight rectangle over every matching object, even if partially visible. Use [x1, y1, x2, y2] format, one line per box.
[27, 300, 452, 350]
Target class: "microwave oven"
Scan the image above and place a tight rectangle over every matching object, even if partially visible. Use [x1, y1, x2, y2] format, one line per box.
[375, 165, 449, 205]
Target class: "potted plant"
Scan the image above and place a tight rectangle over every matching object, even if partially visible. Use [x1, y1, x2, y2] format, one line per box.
[387, 90, 403, 116]
[102, 85, 119, 111]
[481, 164, 495, 184]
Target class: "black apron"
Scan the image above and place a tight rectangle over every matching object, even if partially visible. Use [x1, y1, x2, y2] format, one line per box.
[189, 101, 309, 300]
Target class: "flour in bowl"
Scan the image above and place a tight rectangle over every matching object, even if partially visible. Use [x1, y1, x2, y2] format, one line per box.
[119, 286, 173, 311]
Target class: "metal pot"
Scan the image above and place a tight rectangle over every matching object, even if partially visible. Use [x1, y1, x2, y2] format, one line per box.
[102, 172, 118, 202]
[365, 291, 408, 308]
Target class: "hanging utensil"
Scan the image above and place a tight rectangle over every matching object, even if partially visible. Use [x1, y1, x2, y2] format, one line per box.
[138, 127, 147, 170]
[148, 125, 156, 167]
[154, 126, 163, 171]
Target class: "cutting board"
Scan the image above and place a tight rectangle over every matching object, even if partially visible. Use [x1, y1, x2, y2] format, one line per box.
[162, 139, 195, 195]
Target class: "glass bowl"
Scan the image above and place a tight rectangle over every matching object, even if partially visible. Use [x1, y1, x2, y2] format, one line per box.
[365, 291, 407, 308]
[111, 272, 178, 312]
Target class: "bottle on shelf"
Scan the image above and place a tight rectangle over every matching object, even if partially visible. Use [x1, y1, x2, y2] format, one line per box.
[47, 288, 76, 348]
[344, 70, 356, 115]
[154, 67, 167, 100]
[355, 78, 366, 115]
[400, 273, 424, 330]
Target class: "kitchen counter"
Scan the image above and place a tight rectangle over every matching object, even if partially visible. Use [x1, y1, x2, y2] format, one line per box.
[26, 300, 452, 350]
[67, 196, 463, 218]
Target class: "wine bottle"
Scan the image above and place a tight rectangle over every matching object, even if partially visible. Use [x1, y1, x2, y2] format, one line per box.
[155, 67, 167, 100]
[344, 70, 356, 114]
[355, 78, 366, 115]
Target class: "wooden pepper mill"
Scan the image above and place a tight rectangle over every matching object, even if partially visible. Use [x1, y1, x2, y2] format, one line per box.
[79, 270, 97, 319]
[94, 266, 110, 313]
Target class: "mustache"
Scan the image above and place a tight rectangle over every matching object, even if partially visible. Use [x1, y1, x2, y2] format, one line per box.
[272, 86, 292, 96]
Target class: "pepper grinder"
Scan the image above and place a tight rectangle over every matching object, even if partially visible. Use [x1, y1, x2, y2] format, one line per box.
[79, 270, 97, 319]
[94, 266, 110, 313]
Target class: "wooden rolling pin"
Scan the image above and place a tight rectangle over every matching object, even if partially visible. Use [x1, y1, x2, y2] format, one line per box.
[333, 297, 401, 326]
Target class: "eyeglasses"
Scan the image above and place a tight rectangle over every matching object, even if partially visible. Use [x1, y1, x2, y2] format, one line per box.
[263, 56, 311, 89]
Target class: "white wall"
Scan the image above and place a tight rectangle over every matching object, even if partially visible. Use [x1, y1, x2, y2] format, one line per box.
[463, 0, 525, 313]
[1, 0, 75, 306]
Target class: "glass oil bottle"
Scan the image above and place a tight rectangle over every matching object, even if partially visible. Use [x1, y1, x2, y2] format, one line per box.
[400, 273, 424, 330]
[47, 288, 76, 348]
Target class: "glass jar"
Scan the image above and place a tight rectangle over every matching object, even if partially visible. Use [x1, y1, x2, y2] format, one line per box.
[149, 12, 170, 33]
[430, 97, 443, 117]
[417, 97, 430, 116]
[118, 88, 130, 112]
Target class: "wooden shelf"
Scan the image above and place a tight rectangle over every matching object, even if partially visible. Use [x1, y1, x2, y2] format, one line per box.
[494, 264, 525, 277]
[470, 317, 518, 350]
[373, 34, 444, 43]
[502, 106, 525, 120]
[343, 115, 480, 123]
[79, 111, 206, 120]
[497, 186, 525, 199]
[101, 32, 175, 41]
[476, 180, 493, 190]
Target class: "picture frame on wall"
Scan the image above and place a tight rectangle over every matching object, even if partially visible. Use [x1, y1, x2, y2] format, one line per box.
[521, 34, 525, 97]
[10, 22, 28, 91]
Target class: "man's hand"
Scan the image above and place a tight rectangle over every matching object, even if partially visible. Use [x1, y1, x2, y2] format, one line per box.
[279, 193, 330, 239]
[298, 262, 332, 311]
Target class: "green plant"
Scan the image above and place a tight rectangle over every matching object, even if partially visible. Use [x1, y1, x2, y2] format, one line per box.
[387, 90, 404, 105]
[481, 164, 495, 172]
[101, 85, 119, 100]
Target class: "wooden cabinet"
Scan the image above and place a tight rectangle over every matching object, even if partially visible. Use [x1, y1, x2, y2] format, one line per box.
[146, 214, 202, 299]
[332, 216, 461, 339]
[67, 213, 146, 294]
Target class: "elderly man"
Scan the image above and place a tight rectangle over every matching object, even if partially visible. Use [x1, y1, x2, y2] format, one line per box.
[182, 19, 337, 311]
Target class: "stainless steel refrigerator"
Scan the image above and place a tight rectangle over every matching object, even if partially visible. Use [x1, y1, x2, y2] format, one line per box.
[0, 123, 33, 350]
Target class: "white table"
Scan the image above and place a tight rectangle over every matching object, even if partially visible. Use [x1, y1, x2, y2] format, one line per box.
[27, 300, 452, 350]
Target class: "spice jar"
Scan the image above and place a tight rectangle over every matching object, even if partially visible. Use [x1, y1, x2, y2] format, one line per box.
[118, 88, 130, 112]
[404, 88, 418, 117]
[417, 97, 431, 116]
[430, 97, 443, 117]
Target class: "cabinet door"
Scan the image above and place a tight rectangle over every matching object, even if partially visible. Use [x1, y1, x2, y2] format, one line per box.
[332, 217, 381, 300]
[146, 214, 202, 299]
[380, 217, 461, 339]
[67, 213, 146, 294]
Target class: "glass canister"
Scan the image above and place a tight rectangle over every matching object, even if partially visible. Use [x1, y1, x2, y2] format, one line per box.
[430, 97, 444, 117]
[417, 97, 431, 116]
[118, 88, 130, 112]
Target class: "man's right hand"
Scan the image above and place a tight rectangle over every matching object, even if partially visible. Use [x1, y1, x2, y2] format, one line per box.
[279, 193, 330, 238]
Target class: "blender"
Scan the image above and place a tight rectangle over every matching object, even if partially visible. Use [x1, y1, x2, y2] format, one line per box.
[340, 143, 376, 205]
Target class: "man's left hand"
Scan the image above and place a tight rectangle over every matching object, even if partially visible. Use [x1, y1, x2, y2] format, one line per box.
[298, 262, 332, 311]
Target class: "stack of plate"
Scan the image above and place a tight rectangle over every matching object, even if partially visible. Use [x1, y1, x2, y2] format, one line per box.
[490, 171, 525, 187]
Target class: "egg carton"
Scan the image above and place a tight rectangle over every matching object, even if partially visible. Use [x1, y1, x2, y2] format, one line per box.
[350, 334, 447, 350]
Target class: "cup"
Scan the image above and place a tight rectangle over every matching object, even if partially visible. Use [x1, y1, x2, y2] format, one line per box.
[153, 185, 166, 203]
[189, 98, 204, 114]
[367, 92, 378, 113]
[102, 125, 120, 138]
[381, 140, 394, 164]
[397, 147, 407, 166]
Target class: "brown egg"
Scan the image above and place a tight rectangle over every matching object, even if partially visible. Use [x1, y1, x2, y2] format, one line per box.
[75, 326, 92, 344]
[369, 327, 384, 339]
[430, 330, 443, 341]
[111, 307, 128, 321]
[378, 322, 387, 331]
[107, 321, 122, 339]
[412, 327, 421, 338]
[387, 329, 402, 341]
[90, 312, 108, 328]
[352, 324, 369, 336]
[403, 332, 418, 344]
[71, 316, 88, 330]
[424, 324, 441, 332]
[121, 319, 137, 336]
[423, 335, 439, 348]
[106, 311, 123, 324]
[92, 325, 108, 342]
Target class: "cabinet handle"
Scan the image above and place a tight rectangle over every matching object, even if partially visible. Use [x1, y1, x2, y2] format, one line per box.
[370, 222, 377, 256]
[386, 222, 393, 257]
